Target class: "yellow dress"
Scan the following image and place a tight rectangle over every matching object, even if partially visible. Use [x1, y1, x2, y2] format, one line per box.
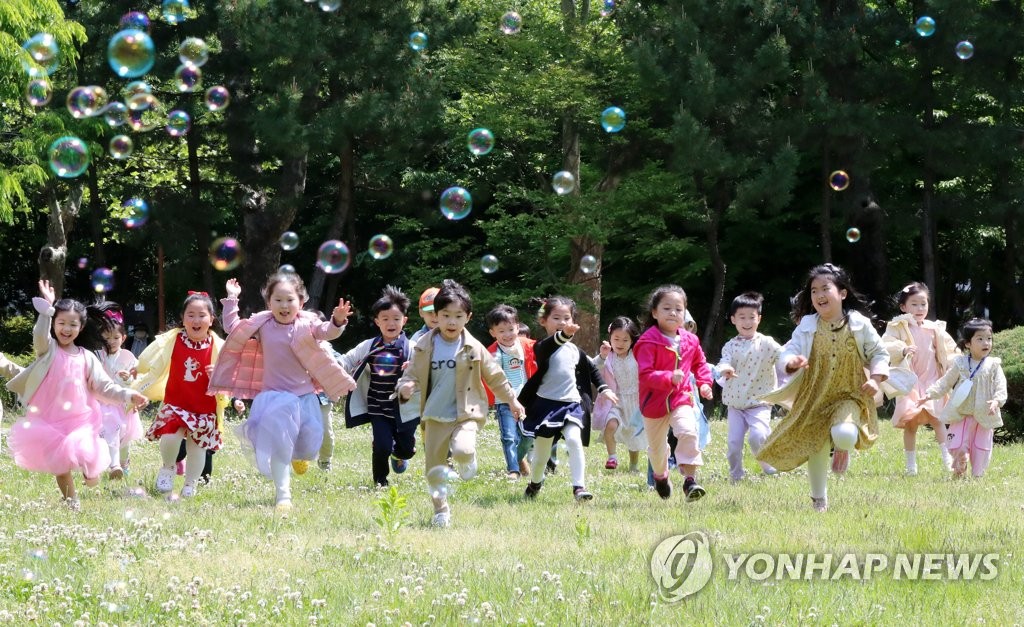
[757, 319, 878, 471]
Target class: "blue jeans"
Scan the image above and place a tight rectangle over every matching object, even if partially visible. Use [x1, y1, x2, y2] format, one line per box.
[495, 404, 522, 473]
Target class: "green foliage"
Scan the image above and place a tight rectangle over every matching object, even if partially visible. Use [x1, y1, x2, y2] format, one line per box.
[373, 484, 409, 542]
[0, 351, 31, 416]
[995, 326, 1024, 443]
[0, 315, 34, 355]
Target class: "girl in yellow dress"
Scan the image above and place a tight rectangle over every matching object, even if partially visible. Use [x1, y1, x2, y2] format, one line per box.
[757, 264, 890, 512]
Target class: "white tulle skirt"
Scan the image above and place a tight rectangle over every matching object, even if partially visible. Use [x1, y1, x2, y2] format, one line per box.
[235, 391, 323, 479]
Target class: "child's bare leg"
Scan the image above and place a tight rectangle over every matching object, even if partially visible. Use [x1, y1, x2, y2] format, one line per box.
[903, 423, 918, 451]
[628, 450, 640, 470]
[56, 473, 75, 499]
[604, 419, 618, 458]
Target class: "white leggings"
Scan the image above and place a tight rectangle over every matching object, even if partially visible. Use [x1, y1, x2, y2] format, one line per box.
[808, 423, 859, 499]
[530, 423, 586, 487]
[159, 431, 206, 488]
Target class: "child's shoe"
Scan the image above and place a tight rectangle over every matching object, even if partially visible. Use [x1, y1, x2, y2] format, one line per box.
[811, 496, 828, 513]
[63, 497, 81, 512]
[524, 481, 543, 499]
[572, 486, 593, 502]
[155, 467, 175, 493]
[431, 512, 451, 528]
[291, 460, 310, 475]
[506, 471, 521, 480]
[108, 466, 124, 481]
[175, 460, 185, 476]
[605, 457, 618, 470]
[654, 477, 672, 500]
[391, 456, 408, 474]
[939, 445, 953, 472]
[905, 450, 918, 476]
[683, 477, 706, 502]
[830, 450, 849, 475]
[181, 481, 197, 498]
[545, 459, 558, 475]
[275, 499, 293, 515]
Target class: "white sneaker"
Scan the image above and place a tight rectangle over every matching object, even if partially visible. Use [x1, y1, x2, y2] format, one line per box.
[155, 468, 175, 494]
[940, 447, 953, 472]
[458, 456, 478, 481]
[431, 512, 451, 528]
[181, 482, 196, 498]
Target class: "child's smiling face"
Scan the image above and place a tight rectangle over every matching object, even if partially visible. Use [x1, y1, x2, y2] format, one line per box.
[730, 307, 761, 339]
[183, 301, 214, 342]
[900, 293, 929, 324]
[268, 283, 303, 325]
[53, 311, 82, 348]
[810, 277, 846, 322]
[374, 306, 407, 343]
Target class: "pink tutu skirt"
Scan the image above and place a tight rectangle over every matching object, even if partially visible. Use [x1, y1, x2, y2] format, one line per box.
[99, 402, 144, 447]
[235, 391, 322, 479]
[8, 349, 111, 478]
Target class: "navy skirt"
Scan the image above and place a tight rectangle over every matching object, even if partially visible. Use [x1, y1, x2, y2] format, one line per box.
[520, 398, 584, 439]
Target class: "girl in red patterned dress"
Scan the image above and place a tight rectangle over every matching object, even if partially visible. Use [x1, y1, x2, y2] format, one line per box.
[134, 292, 227, 498]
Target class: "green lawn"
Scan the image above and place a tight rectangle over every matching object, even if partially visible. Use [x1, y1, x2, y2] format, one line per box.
[1, 413, 1021, 625]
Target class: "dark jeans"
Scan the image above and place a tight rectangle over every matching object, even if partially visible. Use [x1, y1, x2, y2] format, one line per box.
[371, 416, 417, 486]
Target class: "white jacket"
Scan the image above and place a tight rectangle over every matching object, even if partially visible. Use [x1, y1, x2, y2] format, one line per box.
[926, 354, 1007, 428]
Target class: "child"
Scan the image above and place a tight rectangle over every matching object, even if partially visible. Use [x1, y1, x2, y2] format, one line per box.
[397, 280, 523, 527]
[6, 280, 146, 510]
[485, 304, 537, 479]
[918, 318, 1006, 478]
[317, 344, 341, 471]
[410, 287, 439, 343]
[593, 316, 644, 472]
[519, 296, 617, 502]
[757, 264, 889, 512]
[84, 301, 145, 479]
[716, 292, 782, 482]
[518, 322, 532, 339]
[341, 286, 416, 487]
[209, 275, 356, 512]
[635, 286, 714, 502]
[684, 313, 712, 452]
[135, 291, 228, 498]
[882, 282, 958, 475]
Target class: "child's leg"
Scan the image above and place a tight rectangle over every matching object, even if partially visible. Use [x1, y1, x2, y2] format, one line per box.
[495, 404, 520, 473]
[423, 421, 458, 514]
[119, 444, 131, 470]
[628, 450, 640, 470]
[927, 415, 953, 470]
[670, 405, 702, 478]
[106, 424, 122, 470]
[725, 407, 749, 481]
[966, 418, 993, 477]
[450, 421, 479, 479]
[182, 439, 207, 491]
[270, 458, 291, 505]
[393, 424, 417, 463]
[562, 424, 587, 492]
[370, 417, 397, 486]
[644, 417, 671, 479]
[530, 436, 555, 484]
[318, 403, 334, 466]
[807, 441, 831, 504]
[946, 419, 969, 476]
[746, 406, 775, 473]
[202, 450, 214, 483]
[56, 472, 76, 500]
[159, 431, 185, 469]
[903, 422, 919, 474]
[604, 418, 619, 459]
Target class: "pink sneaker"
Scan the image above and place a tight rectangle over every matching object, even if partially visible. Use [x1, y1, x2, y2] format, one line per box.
[175, 460, 185, 476]
[604, 457, 618, 470]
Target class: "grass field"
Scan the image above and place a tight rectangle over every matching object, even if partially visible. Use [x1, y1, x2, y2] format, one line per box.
[1, 412, 1022, 626]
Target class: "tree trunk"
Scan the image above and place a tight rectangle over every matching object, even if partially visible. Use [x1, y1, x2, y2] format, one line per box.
[86, 166, 106, 268]
[308, 139, 356, 312]
[702, 188, 727, 356]
[187, 127, 214, 297]
[39, 183, 84, 298]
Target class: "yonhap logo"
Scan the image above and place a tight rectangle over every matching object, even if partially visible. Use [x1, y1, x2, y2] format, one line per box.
[650, 531, 714, 602]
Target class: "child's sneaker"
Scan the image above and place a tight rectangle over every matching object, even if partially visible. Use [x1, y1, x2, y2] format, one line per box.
[108, 466, 124, 481]
[175, 460, 185, 476]
[63, 497, 81, 512]
[275, 499, 293, 515]
[431, 512, 451, 528]
[391, 456, 408, 474]
[811, 496, 828, 513]
[506, 471, 521, 480]
[654, 477, 672, 500]
[318, 459, 332, 471]
[181, 482, 197, 498]
[572, 486, 593, 502]
[683, 477, 706, 502]
[545, 459, 558, 475]
[831, 450, 849, 475]
[291, 460, 310, 475]
[155, 468, 175, 493]
[605, 457, 618, 470]
[524, 481, 543, 499]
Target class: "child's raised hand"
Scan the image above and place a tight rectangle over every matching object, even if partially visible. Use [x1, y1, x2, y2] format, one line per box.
[332, 298, 352, 326]
[988, 400, 1000, 415]
[718, 364, 737, 380]
[562, 322, 581, 337]
[38, 279, 55, 305]
[699, 383, 713, 400]
[599, 341, 611, 359]
[671, 369, 685, 386]
[225, 278, 241, 299]
[785, 355, 809, 373]
[600, 389, 619, 406]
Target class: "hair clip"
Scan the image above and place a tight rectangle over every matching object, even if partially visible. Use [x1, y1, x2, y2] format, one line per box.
[104, 310, 124, 324]
[188, 290, 208, 297]
[901, 285, 913, 293]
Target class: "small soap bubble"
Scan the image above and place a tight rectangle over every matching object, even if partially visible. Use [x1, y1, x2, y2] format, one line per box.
[316, 240, 351, 274]
[166, 494, 180, 503]
[123, 80, 152, 99]
[426, 465, 457, 499]
[500, 11, 522, 35]
[128, 102, 166, 133]
[119, 11, 151, 32]
[127, 486, 146, 498]
[91, 268, 115, 293]
[552, 171, 575, 195]
[440, 186, 472, 220]
[122, 198, 149, 228]
[600, 106, 626, 132]
[580, 254, 598, 274]
[368, 234, 394, 260]
[48, 136, 90, 178]
[67, 85, 108, 118]
[279, 264, 296, 273]
[829, 170, 850, 191]
[914, 16, 935, 37]
[956, 40, 974, 60]
[409, 31, 428, 51]
[174, 64, 202, 92]
[162, 0, 191, 24]
[467, 128, 495, 156]
[600, 0, 616, 17]
[178, 37, 209, 67]
[26, 548, 48, 561]
[22, 33, 59, 75]
[480, 254, 499, 274]
[279, 231, 299, 251]
[124, 509, 135, 520]
[846, 227, 862, 243]
[127, 92, 157, 112]
[209, 237, 243, 271]
[319, 0, 341, 11]
[108, 29, 155, 78]
[166, 110, 191, 137]
[26, 79, 52, 106]
[373, 352, 400, 376]
[104, 102, 129, 127]
[204, 86, 230, 111]
[109, 135, 133, 160]
[77, 257, 89, 270]
[21, 569, 35, 582]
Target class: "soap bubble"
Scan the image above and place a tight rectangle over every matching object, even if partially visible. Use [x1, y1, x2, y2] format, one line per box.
[26, 548, 48, 560]
[104, 102, 130, 127]
[319, 0, 341, 11]
[914, 16, 935, 37]
[279, 264, 296, 274]
[67, 85, 108, 118]
[845, 227, 862, 243]
[426, 465, 459, 500]
[123, 81, 152, 100]
[440, 186, 472, 220]
[279, 231, 299, 251]
[209, 237, 243, 271]
[368, 234, 394, 260]
[409, 31, 428, 51]
[91, 268, 115, 293]
[373, 352, 400, 376]
[127, 97, 166, 132]
[162, 0, 191, 24]
[122, 198, 149, 229]
[25, 79, 52, 106]
[204, 86, 230, 111]
[829, 170, 850, 191]
[22, 33, 58, 76]
[600, 0, 616, 17]
[316, 240, 351, 274]
[467, 128, 495, 156]
[48, 136, 90, 178]
[480, 254, 499, 274]
[552, 171, 575, 195]
[166, 110, 191, 137]
[77, 257, 89, 270]
[108, 29, 155, 78]
[119, 11, 151, 32]
[956, 40, 974, 60]
[600, 106, 626, 132]
[178, 37, 209, 67]
[109, 135, 133, 160]
[580, 254, 598, 274]
[500, 11, 522, 34]
[174, 64, 202, 92]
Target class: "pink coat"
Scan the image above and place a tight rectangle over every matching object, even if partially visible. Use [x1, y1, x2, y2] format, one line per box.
[634, 325, 712, 418]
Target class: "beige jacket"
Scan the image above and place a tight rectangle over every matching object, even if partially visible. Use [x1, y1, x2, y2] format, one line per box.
[882, 315, 958, 373]
[926, 354, 1007, 428]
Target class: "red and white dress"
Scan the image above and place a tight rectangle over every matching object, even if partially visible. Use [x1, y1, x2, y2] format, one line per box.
[145, 332, 221, 450]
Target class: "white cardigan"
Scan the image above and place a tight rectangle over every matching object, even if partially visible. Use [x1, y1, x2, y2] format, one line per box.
[926, 354, 1007, 428]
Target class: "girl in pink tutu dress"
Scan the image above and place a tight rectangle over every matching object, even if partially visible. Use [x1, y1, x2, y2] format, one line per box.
[208, 274, 356, 513]
[85, 302, 145, 480]
[5, 280, 146, 510]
